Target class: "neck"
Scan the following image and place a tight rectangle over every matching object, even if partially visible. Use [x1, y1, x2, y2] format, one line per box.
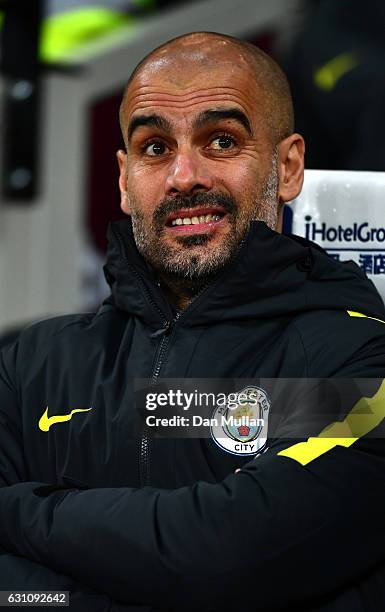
[157, 272, 214, 310]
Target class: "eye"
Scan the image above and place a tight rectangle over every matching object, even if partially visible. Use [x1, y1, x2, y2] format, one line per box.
[209, 135, 237, 151]
[143, 141, 168, 156]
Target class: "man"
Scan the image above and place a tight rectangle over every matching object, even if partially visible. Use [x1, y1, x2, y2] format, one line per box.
[0, 32, 385, 611]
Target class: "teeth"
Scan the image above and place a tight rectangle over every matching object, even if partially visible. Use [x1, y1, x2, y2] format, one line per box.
[171, 213, 222, 226]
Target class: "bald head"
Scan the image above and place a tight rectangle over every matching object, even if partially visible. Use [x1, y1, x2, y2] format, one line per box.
[120, 31, 294, 146]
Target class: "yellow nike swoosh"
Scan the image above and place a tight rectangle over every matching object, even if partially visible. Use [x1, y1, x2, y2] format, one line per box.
[39, 406, 92, 432]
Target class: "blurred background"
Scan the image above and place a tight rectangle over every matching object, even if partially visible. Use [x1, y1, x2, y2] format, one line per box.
[0, 0, 384, 342]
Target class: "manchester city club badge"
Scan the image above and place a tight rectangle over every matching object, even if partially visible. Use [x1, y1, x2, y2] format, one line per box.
[210, 386, 270, 456]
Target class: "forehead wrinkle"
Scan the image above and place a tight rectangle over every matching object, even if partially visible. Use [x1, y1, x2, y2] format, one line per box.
[131, 95, 253, 110]
[124, 90, 257, 124]
[127, 94, 253, 112]
[126, 85, 257, 103]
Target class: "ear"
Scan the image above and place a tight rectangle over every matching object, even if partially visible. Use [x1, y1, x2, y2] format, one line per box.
[116, 149, 130, 215]
[277, 133, 305, 203]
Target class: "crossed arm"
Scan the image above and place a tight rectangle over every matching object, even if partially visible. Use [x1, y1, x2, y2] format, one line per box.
[1, 344, 385, 610]
[1, 435, 385, 610]
[0, 346, 157, 612]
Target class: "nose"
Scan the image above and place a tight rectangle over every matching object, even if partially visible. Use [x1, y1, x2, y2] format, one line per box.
[165, 148, 214, 195]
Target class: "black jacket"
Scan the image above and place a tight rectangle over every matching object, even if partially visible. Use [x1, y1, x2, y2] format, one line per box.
[0, 219, 385, 611]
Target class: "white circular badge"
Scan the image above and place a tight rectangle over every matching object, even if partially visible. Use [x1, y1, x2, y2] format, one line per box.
[210, 386, 270, 456]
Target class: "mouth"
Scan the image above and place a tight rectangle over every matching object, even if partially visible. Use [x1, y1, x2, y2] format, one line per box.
[165, 207, 228, 234]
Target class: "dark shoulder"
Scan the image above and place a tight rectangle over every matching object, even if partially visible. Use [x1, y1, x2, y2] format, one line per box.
[289, 309, 385, 376]
[18, 313, 95, 345]
[11, 304, 120, 362]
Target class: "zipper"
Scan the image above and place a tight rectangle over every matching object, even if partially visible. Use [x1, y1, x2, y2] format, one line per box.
[113, 225, 247, 487]
[139, 280, 213, 485]
[113, 227, 174, 487]
[139, 312, 180, 486]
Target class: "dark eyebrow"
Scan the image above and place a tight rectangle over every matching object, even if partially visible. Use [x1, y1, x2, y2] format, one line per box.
[193, 108, 252, 136]
[127, 114, 173, 141]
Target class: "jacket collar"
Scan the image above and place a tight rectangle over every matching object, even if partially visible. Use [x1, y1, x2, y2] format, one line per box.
[103, 218, 385, 328]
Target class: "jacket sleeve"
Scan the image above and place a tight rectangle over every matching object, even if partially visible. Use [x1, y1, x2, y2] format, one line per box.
[1, 438, 385, 611]
[0, 545, 120, 612]
[0, 343, 158, 612]
[0, 326, 384, 612]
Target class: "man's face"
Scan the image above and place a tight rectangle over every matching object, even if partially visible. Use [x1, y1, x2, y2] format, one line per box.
[118, 42, 280, 279]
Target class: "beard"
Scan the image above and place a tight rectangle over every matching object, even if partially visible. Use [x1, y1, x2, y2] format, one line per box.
[129, 154, 279, 283]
